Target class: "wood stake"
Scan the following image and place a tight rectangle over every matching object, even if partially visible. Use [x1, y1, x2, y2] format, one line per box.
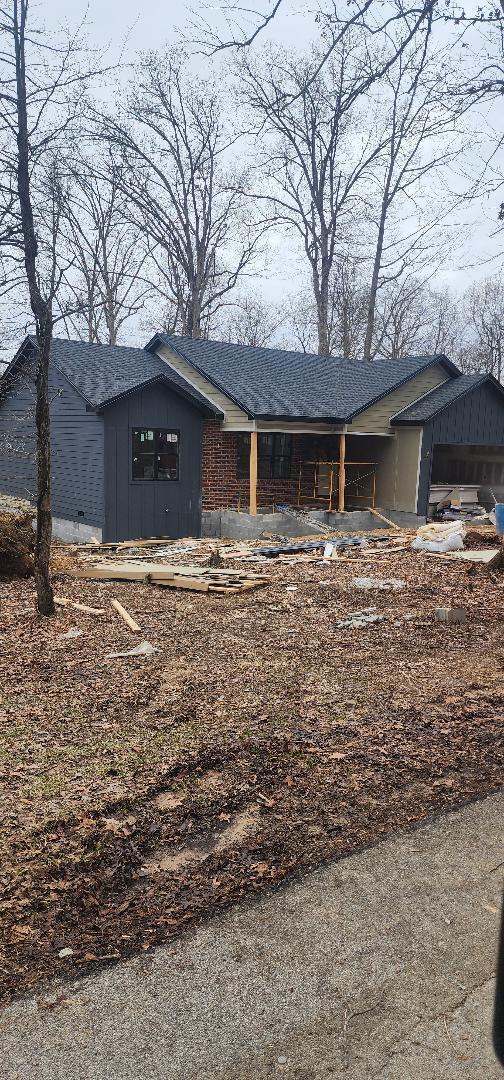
[54, 596, 105, 615]
[111, 598, 141, 632]
[367, 506, 402, 531]
[338, 432, 346, 513]
[249, 430, 258, 517]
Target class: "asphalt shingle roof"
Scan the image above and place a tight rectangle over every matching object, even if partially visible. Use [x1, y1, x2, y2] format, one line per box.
[151, 334, 454, 422]
[10, 338, 221, 415]
[391, 374, 489, 424]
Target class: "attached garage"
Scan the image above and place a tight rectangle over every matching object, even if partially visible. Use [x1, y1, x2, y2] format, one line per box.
[392, 375, 504, 517]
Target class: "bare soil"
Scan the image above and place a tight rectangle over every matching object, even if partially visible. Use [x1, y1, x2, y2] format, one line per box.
[1, 534, 503, 1003]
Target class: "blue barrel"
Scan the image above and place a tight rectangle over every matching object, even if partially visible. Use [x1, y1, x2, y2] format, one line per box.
[495, 504, 504, 536]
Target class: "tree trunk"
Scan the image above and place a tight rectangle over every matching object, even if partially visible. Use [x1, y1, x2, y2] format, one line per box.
[363, 193, 389, 361]
[14, 0, 55, 615]
[315, 261, 330, 356]
[34, 328, 55, 615]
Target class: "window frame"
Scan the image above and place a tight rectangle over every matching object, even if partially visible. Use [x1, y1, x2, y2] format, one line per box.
[237, 432, 293, 481]
[131, 427, 180, 483]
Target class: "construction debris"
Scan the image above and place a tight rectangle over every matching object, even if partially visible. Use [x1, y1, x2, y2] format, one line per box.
[335, 608, 384, 629]
[353, 576, 406, 591]
[111, 598, 141, 633]
[54, 596, 105, 615]
[106, 641, 159, 660]
[75, 561, 268, 595]
[434, 607, 467, 625]
[412, 520, 465, 553]
[422, 548, 502, 568]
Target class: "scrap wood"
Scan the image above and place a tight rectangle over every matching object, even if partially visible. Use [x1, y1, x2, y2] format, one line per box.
[366, 507, 403, 531]
[111, 598, 141, 633]
[54, 596, 105, 615]
[74, 560, 268, 595]
[421, 549, 502, 567]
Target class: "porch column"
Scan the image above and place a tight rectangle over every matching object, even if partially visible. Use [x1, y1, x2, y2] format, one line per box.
[249, 430, 258, 516]
[338, 432, 346, 512]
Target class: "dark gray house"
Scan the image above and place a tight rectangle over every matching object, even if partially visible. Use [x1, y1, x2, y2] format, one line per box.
[0, 334, 503, 542]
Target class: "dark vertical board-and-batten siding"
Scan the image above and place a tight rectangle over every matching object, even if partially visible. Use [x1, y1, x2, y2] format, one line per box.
[416, 381, 504, 516]
[103, 384, 203, 542]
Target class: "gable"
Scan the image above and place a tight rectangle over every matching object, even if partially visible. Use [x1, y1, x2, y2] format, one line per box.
[352, 365, 449, 433]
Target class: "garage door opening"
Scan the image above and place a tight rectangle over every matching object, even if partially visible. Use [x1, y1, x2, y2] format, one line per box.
[429, 443, 504, 514]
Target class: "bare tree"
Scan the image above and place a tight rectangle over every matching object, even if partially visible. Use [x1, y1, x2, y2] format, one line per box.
[459, 274, 504, 380]
[361, 21, 467, 358]
[0, 1, 102, 614]
[99, 50, 264, 340]
[283, 258, 368, 357]
[58, 155, 154, 345]
[215, 292, 282, 346]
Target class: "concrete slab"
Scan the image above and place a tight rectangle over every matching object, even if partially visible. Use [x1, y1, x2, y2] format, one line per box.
[0, 792, 502, 1079]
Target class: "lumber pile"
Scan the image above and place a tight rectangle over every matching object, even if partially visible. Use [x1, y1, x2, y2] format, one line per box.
[73, 561, 268, 594]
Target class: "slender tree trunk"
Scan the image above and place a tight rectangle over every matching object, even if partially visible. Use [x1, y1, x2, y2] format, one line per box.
[34, 328, 55, 614]
[315, 259, 330, 356]
[14, 0, 55, 615]
[363, 191, 390, 361]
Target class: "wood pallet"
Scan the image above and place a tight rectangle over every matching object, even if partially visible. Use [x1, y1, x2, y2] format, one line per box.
[73, 561, 269, 594]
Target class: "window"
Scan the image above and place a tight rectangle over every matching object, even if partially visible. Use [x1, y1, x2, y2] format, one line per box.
[237, 433, 293, 480]
[132, 428, 179, 481]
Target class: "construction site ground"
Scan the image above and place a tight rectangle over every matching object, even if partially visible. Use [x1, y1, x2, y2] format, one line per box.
[1, 527, 503, 1003]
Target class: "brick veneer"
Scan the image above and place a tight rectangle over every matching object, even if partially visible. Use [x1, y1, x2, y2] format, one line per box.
[201, 421, 344, 511]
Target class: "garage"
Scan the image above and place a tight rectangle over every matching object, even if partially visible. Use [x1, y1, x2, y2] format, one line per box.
[392, 373, 504, 518]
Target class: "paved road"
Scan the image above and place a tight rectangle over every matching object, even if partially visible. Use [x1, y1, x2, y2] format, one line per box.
[1, 792, 503, 1079]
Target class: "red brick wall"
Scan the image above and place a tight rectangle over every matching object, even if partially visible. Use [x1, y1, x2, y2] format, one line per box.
[201, 421, 305, 510]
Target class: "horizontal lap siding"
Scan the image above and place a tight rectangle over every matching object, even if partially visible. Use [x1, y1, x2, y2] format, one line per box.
[0, 369, 37, 503]
[353, 366, 448, 433]
[158, 346, 250, 427]
[0, 360, 104, 526]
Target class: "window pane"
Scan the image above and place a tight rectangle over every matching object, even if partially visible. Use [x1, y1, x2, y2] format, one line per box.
[133, 429, 155, 451]
[132, 453, 156, 480]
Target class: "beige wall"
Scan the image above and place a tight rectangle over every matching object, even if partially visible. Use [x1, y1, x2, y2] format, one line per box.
[158, 345, 253, 430]
[374, 427, 423, 513]
[351, 365, 447, 434]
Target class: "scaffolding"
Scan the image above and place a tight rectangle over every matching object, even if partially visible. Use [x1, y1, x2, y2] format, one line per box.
[297, 460, 377, 512]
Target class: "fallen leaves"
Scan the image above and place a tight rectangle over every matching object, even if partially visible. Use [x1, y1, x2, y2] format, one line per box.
[0, 538, 503, 1002]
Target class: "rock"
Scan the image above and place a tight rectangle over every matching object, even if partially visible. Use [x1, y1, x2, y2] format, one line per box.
[434, 607, 467, 625]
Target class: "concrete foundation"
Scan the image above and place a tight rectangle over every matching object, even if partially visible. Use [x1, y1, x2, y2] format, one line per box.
[52, 517, 102, 543]
[201, 507, 424, 540]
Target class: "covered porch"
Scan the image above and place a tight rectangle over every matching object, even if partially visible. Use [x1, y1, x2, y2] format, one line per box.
[242, 429, 396, 516]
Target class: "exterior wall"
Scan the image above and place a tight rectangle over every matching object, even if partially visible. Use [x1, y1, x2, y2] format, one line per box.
[157, 346, 252, 431]
[374, 427, 423, 514]
[103, 383, 203, 542]
[201, 426, 388, 511]
[351, 365, 447, 434]
[0, 359, 104, 528]
[201, 421, 300, 510]
[416, 381, 504, 516]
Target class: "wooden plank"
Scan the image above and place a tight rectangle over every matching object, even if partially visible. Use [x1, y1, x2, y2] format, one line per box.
[54, 596, 105, 615]
[249, 430, 258, 517]
[338, 433, 346, 513]
[111, 598, 141, 632]
[150, 576, 210, 592]
[421, 548, 502, 567]
[367, 507, 403, 531]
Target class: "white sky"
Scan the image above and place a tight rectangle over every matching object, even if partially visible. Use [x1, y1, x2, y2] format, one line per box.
[23, 1, 504, 324]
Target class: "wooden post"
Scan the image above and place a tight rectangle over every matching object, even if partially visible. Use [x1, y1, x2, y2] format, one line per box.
[338, 432, 346, 512]
[249, 430, 258, 516]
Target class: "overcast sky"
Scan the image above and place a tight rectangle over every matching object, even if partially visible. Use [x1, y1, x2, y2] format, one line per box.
[28, 1, 504, 322]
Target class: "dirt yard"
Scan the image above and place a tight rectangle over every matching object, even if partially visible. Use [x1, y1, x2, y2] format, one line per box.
[1, 534, 503, 1003]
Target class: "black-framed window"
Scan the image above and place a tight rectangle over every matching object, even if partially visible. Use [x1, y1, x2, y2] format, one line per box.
[237, 433, 293, 480]
[132, 428, 179, 481]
